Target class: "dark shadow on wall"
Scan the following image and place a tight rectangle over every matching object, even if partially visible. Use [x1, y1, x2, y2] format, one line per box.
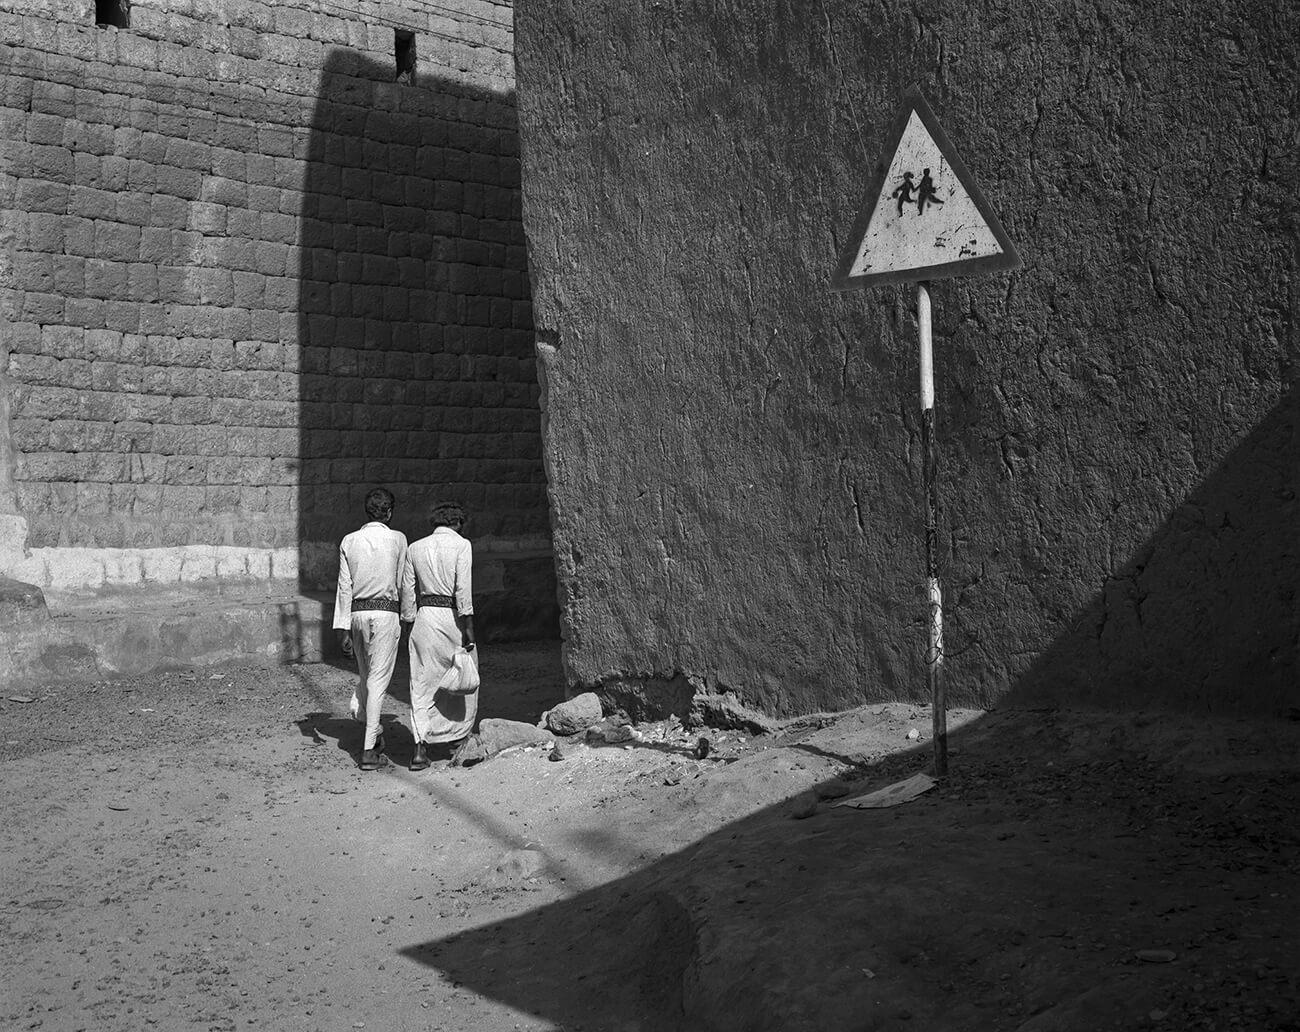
[1004, 388, 1298, 717]
[296, 52, 554, 635]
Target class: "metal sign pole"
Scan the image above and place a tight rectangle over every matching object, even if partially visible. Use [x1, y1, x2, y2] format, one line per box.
[831, 90, 1021, 778]
[917, 281, 948, 775]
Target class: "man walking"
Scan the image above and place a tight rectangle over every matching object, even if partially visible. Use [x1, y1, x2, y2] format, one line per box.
[334, 488, 410, 770]
[402, 502, 477, 770]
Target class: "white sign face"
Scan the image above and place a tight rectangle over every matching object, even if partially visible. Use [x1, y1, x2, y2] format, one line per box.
[847, 111, 1003, 277]
[832, 90, 1021, 290]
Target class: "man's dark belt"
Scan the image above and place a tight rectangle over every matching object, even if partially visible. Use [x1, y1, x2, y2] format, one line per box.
[417, 593, 455, 609]
[352, 597, 400, 613]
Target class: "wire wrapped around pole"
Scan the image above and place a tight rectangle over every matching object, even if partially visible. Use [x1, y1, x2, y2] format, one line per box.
[917, 282, 948, 775]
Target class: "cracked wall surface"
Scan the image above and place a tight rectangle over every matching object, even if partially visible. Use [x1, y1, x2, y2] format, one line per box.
[517, 0, 1297, 716]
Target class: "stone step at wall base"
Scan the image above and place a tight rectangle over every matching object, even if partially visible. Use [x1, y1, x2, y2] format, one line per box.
[0, 553, 559, 687]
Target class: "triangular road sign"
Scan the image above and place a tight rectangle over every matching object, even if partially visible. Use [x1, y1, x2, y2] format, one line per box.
[831, 89, 1021, 290]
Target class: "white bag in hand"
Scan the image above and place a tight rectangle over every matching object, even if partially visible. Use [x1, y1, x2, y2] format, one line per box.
[436, 647, 480, 695]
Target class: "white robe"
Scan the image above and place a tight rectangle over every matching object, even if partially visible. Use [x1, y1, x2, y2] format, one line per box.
[402, 527, 476, 744]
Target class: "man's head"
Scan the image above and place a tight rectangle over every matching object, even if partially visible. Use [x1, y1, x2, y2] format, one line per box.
[364, 488, 395, 524]
[430, 502, 466, 531]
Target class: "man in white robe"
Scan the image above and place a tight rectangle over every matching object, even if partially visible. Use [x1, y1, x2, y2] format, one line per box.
[402, 502, 476, 770]
[333, 488, 410, 770]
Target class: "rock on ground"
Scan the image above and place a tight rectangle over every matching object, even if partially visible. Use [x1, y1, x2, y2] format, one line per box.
[541, 691, 603, 735]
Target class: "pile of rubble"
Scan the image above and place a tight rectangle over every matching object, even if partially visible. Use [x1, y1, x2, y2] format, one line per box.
[449, 692, 717, 768]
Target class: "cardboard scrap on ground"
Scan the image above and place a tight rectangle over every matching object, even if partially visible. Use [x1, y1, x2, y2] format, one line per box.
[836, 772, 936, 809]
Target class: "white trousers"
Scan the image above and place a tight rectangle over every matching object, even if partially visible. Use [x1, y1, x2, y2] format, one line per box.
[409, 607, 477, 744]
[349, 611, 400, 751]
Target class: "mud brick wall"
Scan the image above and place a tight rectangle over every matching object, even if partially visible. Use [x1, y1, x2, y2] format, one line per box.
[516, 1, 1297, 716]
[0, 0, 551, 597]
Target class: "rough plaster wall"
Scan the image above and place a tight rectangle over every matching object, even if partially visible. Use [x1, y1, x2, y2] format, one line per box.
[517, 0, 1297, 716]
[0, 0, 549, 592]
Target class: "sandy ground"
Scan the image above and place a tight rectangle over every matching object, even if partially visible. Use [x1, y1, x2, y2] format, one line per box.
[1, 641, 1297, 1031]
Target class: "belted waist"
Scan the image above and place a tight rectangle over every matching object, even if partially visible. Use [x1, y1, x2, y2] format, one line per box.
[417, 593, 455, 609]
[352, 597, 400, 614]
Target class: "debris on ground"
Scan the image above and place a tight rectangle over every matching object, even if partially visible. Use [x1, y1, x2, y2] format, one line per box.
[489, 847, 547, 885]
[585, 717, 634, 745]
[540, 691, 603, 735]
[452, 718, 555, 766]
[690, 691, 780, 734]
[813, 776, 853, 800]
[658, 764, 685, 786]
[789, 791, 819, 819]
[836, 771, 937, 809]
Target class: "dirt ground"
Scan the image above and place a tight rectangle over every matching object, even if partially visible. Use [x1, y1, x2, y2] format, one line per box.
[1, 641, 1297, 1032]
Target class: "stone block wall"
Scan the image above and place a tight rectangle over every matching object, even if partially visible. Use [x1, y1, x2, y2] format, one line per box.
[0, 0, 554, 608]
[297, 44, 542, 586]
[515, 1, 1297, 716]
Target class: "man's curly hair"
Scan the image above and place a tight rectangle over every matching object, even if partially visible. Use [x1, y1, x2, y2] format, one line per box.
[364, 488, 394, 522]
[429, 502, 466, 529]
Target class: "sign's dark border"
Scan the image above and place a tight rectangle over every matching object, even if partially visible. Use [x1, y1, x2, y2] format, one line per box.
[830, 88, 1023, 291]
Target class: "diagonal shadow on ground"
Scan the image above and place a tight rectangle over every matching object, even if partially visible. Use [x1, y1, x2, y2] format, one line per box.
[394, 393, 1297, 1030]
[396, 708, 1299, 1031]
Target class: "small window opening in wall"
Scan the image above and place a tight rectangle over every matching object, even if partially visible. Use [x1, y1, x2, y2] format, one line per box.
[95, 0, 130, 28]
[395, 29, 416, 84]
